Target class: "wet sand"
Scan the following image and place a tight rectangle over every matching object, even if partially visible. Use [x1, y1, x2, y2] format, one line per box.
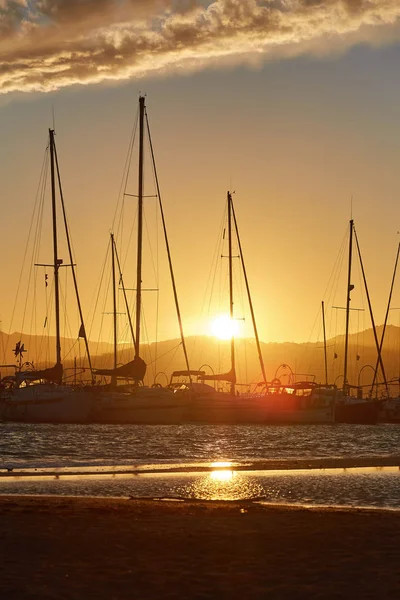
[0, 495, 399, 599]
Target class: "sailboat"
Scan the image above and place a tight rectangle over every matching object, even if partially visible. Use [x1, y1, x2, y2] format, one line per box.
[0, 130, 95, 424]
[90, 96, 191, 424]
[331, 219, 385, 424]
[178, 191, 334, 424]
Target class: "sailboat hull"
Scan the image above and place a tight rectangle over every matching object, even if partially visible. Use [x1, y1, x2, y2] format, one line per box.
[186, 393, 334, 424]
[334, 400, 381, 425]
[0, 385, 94, 424]
[92, 388, 189, 424]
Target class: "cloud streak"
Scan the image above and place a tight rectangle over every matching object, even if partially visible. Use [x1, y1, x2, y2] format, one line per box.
[0, 0, 400, 94]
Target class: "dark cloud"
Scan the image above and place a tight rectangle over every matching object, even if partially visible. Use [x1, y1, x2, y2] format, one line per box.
[0, 0, 399, 94]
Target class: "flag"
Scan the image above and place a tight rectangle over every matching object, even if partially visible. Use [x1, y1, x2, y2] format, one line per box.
[78, 324, 85, 339]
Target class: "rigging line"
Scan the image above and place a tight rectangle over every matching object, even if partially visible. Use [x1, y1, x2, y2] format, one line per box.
[89, 238, 109, 338]
[372, 242, 400, 388]
[160, 342, 181, 374]
[146, 341, 182, 365]
[149, 142, 160, 373]
[120, 205, 138, 275]
[353, 226, 388, 394]
[54, 141, 93, 375]
[145, 105, 192, 379]
[190, 202, 227, 365]
[143, 205, 159, 285]
[231, 200, 267, 388]
[89, 241, 111, 361]
[326, 231, 347, 343]
[322, 226, 348, 300]
[212, 203, 228, 315]
[16, 145, 49, 343]
[6, 142, 48, 347]
[141, 305, 156, 383]
[113, 239, 136, 348]
[112, 104, 139, 238]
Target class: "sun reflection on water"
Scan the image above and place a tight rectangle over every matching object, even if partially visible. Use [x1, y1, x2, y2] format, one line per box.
[178, 468, 264, 501]
[210, 469, 234, 482]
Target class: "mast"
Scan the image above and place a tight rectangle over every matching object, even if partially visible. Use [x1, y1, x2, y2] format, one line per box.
[135, 96, 145, 360]
[231, 200, 267, 391]
[111, 233, 117, 387]
[228, 192, 236, 395]
[343, 219, 353, 394]
[322, 301, 328, 386]
[49, 129, 62, 369]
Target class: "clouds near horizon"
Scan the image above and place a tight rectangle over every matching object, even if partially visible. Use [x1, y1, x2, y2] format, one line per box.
[1, 0, 400, 94]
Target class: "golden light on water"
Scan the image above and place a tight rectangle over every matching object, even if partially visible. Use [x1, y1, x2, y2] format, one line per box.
[210, 315, 239, 340]
[211, 461, 233, 468]
[210, 469, 234, 482]
[179, 467, 264, 501]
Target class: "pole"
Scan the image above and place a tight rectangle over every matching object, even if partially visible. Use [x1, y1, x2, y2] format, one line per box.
[111, 233, 117, 387]
[343, 219, 353, 394]
[135, 96, 145, 360]
[49, 129, 62, 370]
[228, 192, 236, 395]
[322, 300, 328, 386]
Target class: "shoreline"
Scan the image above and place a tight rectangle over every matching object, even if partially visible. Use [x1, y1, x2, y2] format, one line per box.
[1, 454, 400, 478]
[1, 495, 400, 598]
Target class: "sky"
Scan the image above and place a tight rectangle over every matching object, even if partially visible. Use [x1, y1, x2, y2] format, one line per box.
[2, 0, 400, 349]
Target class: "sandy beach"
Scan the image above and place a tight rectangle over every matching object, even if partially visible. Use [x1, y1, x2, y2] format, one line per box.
[0, 496, 399, 599]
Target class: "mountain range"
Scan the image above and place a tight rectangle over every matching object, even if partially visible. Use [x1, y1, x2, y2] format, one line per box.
[1, 325, 399, 390]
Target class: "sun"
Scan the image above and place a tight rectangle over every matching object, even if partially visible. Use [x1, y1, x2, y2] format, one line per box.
[211, 315, 239, 340]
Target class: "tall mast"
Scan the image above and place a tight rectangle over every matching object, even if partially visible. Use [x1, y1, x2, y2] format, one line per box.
[135, 96, 145, 359]
[111, 233, 117, 387]
[49, 129, 62, 367]
[228, 192, 236, 395]
[231, 200, 267, 391]
[322, 300, 328, 386]
[343, 219, 353, 394]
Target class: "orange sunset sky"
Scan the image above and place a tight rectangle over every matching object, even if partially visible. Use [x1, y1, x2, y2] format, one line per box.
[2, 1, 400, 350]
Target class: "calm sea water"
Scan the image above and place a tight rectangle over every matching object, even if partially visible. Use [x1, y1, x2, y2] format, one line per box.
[1, 423, 400, 508]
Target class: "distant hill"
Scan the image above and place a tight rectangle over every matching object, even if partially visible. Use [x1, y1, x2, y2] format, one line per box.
[1, 325, 399, 389]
